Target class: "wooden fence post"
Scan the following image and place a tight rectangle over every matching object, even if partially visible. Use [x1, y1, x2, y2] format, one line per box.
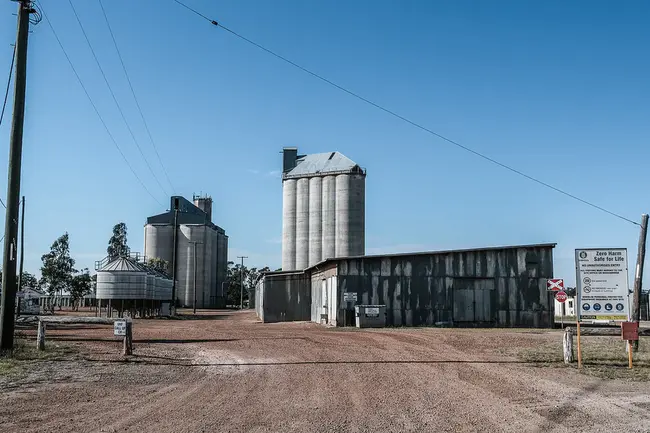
[123, 321, 133, 356]
[37, 320, 45, 351]
[563, 327, 574, 364]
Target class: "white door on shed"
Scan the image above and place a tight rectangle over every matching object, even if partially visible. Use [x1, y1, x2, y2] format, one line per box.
[328, 276, 337, 326]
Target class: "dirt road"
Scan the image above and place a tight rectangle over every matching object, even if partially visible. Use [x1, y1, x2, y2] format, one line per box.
[1, 310, 649, 433]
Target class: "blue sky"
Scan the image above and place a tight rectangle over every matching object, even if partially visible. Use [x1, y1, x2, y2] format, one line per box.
[0, 0, 648, 287]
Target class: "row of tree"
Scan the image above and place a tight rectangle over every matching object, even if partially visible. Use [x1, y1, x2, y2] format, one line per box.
[224, 263, 270, 306]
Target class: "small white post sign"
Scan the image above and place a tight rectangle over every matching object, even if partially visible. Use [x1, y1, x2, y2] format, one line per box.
[575, 248, 629, 321]
[114, 320, 127, 336]
[343, 292, 357, 302]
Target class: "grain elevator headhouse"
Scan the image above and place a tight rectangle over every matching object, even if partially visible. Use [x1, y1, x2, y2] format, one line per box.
[282, 147, 366, 271]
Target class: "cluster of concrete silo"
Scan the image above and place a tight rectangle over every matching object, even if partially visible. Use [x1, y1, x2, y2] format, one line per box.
[144, 195, 229, 309]
[282, 148, 366, 270]
[95, 255, 173, 318]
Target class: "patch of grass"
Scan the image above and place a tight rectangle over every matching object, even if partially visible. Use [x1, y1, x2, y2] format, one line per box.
[518, 336, 650, 381]
[0, 338, 79, 378]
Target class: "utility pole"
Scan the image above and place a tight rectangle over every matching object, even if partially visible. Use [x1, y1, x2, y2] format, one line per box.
[170, 207, 178, 314]
[632, 214, 648, 352]
[1, 2, 31, 352]
[15, 197, 25, 318]
[238, 256, 248, 309]
[189, 241, 202, 314]
[17, 197, 25, 293]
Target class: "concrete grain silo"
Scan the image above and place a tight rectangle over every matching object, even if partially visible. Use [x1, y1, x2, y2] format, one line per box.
[281, 147, 366, 270]
[144, 195, 229, 308]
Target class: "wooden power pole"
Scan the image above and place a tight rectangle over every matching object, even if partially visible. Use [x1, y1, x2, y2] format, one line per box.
[632, 214, 648, 352]
[0, 1, 31, 352]
[189, 241, 202, 314]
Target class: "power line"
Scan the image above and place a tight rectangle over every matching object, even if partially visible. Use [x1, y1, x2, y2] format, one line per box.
[0, 45, 15, 128]
[97, 0, 176, 193]
[172, 0, 639, 227]
[41, 8, 164, 207]
[67, 0, 170, 198]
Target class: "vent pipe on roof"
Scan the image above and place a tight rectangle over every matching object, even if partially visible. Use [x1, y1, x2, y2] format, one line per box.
[282, 147, 299, 173]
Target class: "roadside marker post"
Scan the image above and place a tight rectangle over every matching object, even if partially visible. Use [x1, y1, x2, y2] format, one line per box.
[555, 290, 567, 329]
[576, 321, 582, 369]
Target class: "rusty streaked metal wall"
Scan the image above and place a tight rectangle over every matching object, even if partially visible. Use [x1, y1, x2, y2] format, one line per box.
[255, 271, 311, 323]
[314, 244, 555, 328]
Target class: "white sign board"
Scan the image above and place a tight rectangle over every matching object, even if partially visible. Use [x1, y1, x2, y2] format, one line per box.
[343, 292, 357, 302]
[365, 307, 379, 317]
[113, 320, 127, 336]
[575, 248, 629, 321]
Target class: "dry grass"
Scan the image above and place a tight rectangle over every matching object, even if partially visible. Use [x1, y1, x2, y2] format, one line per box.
[519, 336, 650, 380]
[0, 337, 78, 377]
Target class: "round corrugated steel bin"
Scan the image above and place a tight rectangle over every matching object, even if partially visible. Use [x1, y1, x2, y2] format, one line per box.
[96, 257, 147, 299]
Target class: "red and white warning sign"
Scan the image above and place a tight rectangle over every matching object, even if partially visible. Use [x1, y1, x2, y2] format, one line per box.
[547, 279, 564, 292]
[555, 291, 568, 303]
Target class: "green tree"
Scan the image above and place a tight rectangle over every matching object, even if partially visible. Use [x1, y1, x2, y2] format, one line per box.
[107, 222, 129, 259]
[40, 233, 76, 299]
[224, 263, 270, 306]
[69, 269, 92, 311]
[147, 257, 169, 274]
[19, 271, 39, 291]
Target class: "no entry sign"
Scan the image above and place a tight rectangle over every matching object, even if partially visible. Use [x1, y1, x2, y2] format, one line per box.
[547, 279, 564, 292]
[555, 291, 568, 303]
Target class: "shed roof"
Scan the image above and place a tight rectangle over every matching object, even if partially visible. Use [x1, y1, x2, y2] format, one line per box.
[285, 151, 362, 177]
[306, 243, 557, 271]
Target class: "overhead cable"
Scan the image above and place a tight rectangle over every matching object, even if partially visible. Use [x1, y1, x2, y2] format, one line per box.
[0, 46, 15, 128]
[97, 0, 176, 193]
[67, 0, 170, 198]
[42, 8, 164, 207]
[172, 0, 639, 227]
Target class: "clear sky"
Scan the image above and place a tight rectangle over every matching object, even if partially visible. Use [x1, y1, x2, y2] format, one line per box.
[0, 0, 648, 287]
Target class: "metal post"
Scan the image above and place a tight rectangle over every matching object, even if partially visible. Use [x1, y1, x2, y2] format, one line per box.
[0, 1, 31, 351]
[632, 214, 648, 352]
[237, 256, 247, 309]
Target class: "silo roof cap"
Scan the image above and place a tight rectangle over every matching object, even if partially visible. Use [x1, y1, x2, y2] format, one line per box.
[99, 257, 144, 272]
[284, 151, 363, 177]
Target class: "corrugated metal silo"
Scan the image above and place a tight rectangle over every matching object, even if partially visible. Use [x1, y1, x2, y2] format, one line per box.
[96, 258, 147, 299]
[308, 176, 322, 267]
[282, 179, 297, 270]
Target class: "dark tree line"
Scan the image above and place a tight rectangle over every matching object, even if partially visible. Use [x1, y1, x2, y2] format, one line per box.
[225, 262, 270, 306]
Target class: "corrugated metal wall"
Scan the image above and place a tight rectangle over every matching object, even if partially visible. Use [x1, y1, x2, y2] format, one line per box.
[329, 246, 555, 327]
[255, 272, 311, 323]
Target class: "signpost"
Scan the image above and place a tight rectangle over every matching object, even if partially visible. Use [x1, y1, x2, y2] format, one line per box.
[547, 279, 564, 292]
[114, 320, 127, 336]
[574, 248, 630, 369]
[555, 290, 567, 328]
[575, 248, 629, 321]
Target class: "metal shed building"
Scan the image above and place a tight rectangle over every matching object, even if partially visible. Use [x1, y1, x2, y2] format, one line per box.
[256, 243, 556, 328]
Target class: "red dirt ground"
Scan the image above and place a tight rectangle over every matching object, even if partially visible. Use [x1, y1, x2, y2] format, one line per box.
[1, 310, 649, 433]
